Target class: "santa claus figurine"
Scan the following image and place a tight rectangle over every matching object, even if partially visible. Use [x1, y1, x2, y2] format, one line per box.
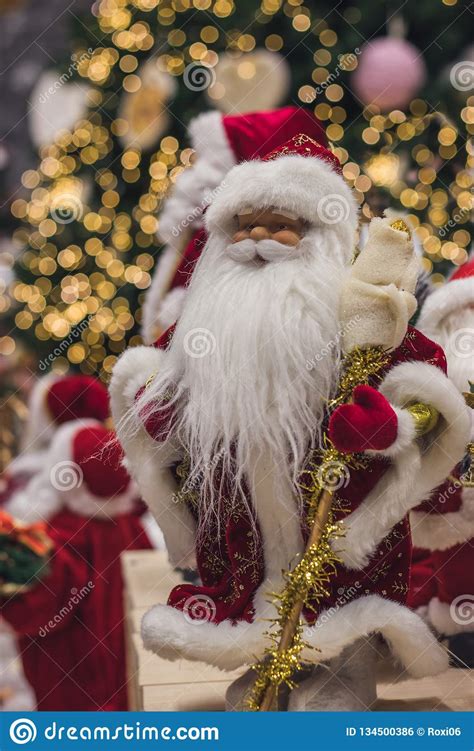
[111, 134, 469, 710]
[408, 258, 474, 665]
[1, 379, 152, 711]
[1, 374, 109, 507]
[141, 106, 327, 344]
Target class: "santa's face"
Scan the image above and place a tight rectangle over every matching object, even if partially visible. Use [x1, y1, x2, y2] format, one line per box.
[228, 208, 305, 264]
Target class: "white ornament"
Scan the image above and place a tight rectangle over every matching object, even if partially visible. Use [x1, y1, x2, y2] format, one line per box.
[29, 71, 90, 148]
[206, 50, 290, 114]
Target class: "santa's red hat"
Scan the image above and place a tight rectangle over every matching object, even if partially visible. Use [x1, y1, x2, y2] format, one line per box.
[159, 107, 328, 247]
[417, 257, 474, 339]
[22, 374, 109, 453]
[8, 421, 136, 522]
[205, 132, 358, 253]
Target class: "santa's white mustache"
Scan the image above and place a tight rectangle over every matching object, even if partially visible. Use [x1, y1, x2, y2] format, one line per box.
[227, 237, 298, 263]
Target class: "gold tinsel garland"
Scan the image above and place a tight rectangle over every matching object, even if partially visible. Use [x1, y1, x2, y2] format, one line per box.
[246, 345, 390, 711]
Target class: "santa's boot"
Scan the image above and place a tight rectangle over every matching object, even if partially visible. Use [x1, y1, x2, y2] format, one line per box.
[288, 636, 379, 711]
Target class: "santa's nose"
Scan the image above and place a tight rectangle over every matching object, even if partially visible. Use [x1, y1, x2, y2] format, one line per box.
[249, 225, 270, 241]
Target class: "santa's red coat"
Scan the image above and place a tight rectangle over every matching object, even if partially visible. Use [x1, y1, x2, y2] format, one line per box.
[409, 462, 474, 635]
[1, 508, 151, 711]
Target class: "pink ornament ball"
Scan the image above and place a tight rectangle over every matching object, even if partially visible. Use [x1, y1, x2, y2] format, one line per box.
[352, 37, 426, 111]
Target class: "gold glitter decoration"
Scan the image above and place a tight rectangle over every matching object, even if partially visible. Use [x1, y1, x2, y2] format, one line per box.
[406, 402, 439, 436]
[390, 218, 411, 239]
[247, 346, 390, 711]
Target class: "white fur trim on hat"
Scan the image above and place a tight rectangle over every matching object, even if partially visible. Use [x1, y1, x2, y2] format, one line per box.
[205, 154, 358, 251]
[8, 419, 136, 522]
[417, 277, 474, 339]
[158, 112, 235, 247]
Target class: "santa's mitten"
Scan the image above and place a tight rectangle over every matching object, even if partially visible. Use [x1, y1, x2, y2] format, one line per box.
[328, 385, 398, 454]
[339, 215, 419, 352]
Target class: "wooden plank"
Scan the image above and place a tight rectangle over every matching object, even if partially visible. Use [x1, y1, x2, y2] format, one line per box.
[121, 550, 183, 609]
[131, 633, 243, 688]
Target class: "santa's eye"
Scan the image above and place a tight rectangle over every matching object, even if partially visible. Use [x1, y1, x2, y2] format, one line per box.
[278, 224, 289, 231]
[245, 224, 256, 231]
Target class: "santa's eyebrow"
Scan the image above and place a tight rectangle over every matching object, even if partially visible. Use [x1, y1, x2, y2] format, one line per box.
[275, 209, 298, 221]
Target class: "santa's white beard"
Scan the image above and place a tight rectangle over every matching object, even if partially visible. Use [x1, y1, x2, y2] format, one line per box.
[135, 228, 348, 528]
[430, 307, 474, 394]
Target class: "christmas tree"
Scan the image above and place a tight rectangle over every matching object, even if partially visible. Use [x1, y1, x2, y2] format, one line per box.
[4, 0, 472, 381]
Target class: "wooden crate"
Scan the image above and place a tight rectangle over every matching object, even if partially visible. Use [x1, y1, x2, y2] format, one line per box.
[121, 550, 242, 711]
[122, 550, 473, 712]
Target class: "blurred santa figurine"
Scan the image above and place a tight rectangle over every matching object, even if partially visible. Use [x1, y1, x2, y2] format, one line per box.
[111, 133, 469, 710]
[408, 258, 474, 665]
[141, 106, 327, 344]
[0, 374, 110, 711]
[0, 374, 109, 506]
[1, 377, 153, 711]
